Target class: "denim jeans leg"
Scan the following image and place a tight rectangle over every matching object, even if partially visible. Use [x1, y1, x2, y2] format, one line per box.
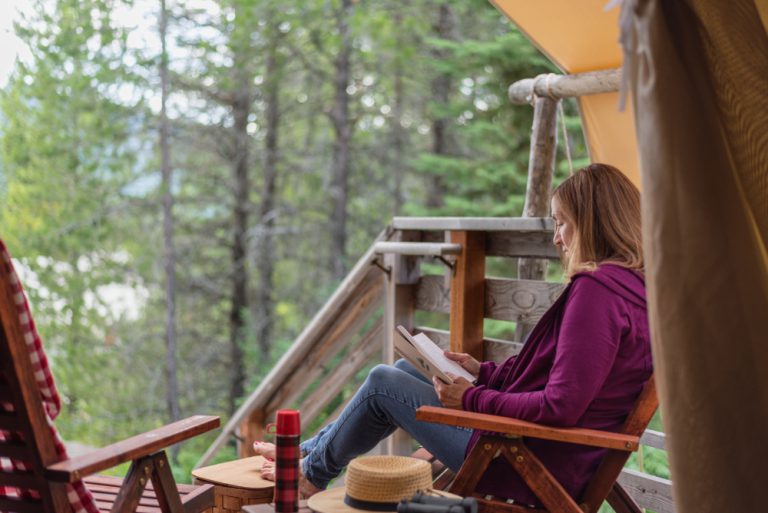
[301, 363, 472, 489]
[301, 360, 430, 455]
[393, 358, 431, 384]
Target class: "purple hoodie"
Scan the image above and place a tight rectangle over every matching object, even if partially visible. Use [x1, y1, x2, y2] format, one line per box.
[461, 264, 653, 506]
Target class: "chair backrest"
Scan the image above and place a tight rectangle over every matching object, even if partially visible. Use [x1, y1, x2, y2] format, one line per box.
[0, 261, 70, 512]
[579, 375, 659, 513]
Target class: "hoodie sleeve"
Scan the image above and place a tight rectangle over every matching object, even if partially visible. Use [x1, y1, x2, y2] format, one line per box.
[462, 276, 627, 426]
[476, 360, 500, 385]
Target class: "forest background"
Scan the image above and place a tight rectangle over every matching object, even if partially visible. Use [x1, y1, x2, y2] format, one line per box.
[0, 0, 666, 490]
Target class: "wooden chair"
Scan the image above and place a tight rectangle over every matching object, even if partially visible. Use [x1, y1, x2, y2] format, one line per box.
[415, 375, 658, 513]
[0, 260, 220, 512]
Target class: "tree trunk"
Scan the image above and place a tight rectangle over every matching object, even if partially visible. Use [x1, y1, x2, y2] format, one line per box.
[228, 68, 251, 415]
[255, 28, 280, 362]
[328, 0, 354, 281]
[427, 3, 455, 209]
[159, 0, 180, 438]
[391, 9, 406, 216]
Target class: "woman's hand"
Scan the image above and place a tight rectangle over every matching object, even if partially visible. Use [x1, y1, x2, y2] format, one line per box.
[433, 375, 474, 409]
[444, 351, 481, 378]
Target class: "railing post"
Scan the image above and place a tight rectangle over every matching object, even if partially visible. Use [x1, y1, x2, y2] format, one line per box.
[238, 409, 265, 458]
[449, 231, 486, 361]
[383, 230, 420, 455]
[517, 95, 558, 341]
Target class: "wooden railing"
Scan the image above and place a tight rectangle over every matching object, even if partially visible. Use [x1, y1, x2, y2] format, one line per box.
[195, 216, 673, 512]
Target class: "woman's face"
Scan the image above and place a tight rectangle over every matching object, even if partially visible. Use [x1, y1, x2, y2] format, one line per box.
[551, 196, 574, 254]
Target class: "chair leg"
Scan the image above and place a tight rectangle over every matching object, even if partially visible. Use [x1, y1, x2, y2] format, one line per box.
[111, 455, 156, 513]
[449, 436, 502, 497]
[500, 442, 582, 513]
[606, 482, 643, 513]
[150, 452, 184, 513]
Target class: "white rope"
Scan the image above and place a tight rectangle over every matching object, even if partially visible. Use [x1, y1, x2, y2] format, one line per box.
[558, 100, 574, 175]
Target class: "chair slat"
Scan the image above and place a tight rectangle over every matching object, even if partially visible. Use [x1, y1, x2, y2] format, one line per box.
[0, 470, 42, 490]
[0, 439, 33, 460]
[0, 410, 23, 431]
[0, 496, 44, 513]
[0, 381, 12, 402]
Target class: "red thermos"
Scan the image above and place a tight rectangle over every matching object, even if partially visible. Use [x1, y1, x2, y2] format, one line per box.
[274, 409, 300, 513]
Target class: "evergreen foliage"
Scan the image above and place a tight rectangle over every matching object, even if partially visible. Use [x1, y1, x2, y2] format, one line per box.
[0, 0, 662, 496]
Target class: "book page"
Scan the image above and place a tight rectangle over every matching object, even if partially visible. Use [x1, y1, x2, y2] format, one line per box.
[410, 332, 476, 383]
[395, 326, 476, 384]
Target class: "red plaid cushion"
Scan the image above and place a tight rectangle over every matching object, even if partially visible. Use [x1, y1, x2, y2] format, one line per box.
[0, 240, 99, 513]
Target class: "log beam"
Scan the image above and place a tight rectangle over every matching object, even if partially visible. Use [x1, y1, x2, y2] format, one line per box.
[508, 68, 621, 104]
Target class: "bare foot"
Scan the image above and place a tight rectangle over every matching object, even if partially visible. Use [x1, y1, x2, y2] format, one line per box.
[259, 458, 322, 499]
[252, 441, 276, 460]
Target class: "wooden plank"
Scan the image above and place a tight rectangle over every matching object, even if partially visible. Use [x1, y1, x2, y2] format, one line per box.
[485, 231, 559, 259]
[0, 470, 41, 489]
[0, 497, 43, 513]
[0, 439, 33, 460]
[45, 415, 220, 482]
[640, 429, 666, 450]
[617, 468, 675, 513]
[196, 229, 391, 469]
[414, 275, 450, 314]
[374, 242, 461, 256]
[416, 327, 523, 362]
[298, 320, 382, 428]
[449, 231, 486, 359]
[485, 278, 564, 324]
[415, 276, 564, 325]
[0, 380, 12, 402]
[392, 217, 553, 232]
[485, 340, 523, 362]
[416, 406, 640, 451]
[263, 276, 384, 415]
[0, 410, 22, 431]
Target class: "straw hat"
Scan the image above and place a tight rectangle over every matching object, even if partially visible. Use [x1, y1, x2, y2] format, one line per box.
[307, 455, 459, 513]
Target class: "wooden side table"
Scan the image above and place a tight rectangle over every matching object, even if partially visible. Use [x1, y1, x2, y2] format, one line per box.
[192, 456, 275, 513]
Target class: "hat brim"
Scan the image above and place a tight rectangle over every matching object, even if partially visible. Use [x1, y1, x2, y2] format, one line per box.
[307, 487, 462, 513]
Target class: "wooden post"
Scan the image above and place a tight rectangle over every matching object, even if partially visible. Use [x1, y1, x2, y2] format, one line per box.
[382, 230, 420, 455]
[238, 410, 264, 458]
[449, 231, 486, 360]
[517, 95, 558, 341]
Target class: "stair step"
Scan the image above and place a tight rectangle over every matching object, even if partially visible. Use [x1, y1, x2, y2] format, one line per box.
[373, 242, 461, 257]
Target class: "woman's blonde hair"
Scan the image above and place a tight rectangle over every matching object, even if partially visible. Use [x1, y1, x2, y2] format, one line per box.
[552, 163, 643, 277]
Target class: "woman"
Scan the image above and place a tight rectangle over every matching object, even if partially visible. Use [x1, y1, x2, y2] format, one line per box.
[255, 163, 653, 506]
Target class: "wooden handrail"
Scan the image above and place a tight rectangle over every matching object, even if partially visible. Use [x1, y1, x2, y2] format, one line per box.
[391, 217, 553, 231]
[373, 241, 462, 256]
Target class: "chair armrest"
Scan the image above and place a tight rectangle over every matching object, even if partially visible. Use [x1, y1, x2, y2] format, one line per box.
[45, 415, 220, 482]
[416, 406, 638, 451]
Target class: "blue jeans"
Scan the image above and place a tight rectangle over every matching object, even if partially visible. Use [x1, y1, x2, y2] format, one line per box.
[299, 359, 473, 489]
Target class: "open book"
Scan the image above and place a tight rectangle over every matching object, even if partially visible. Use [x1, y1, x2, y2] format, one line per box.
[394, 325, 476, 384]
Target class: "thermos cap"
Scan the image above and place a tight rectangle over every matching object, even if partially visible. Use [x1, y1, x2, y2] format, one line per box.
[276, 409, 300, 435]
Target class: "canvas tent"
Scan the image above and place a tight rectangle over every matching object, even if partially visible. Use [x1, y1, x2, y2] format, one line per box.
[491, 1, 768, 512]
